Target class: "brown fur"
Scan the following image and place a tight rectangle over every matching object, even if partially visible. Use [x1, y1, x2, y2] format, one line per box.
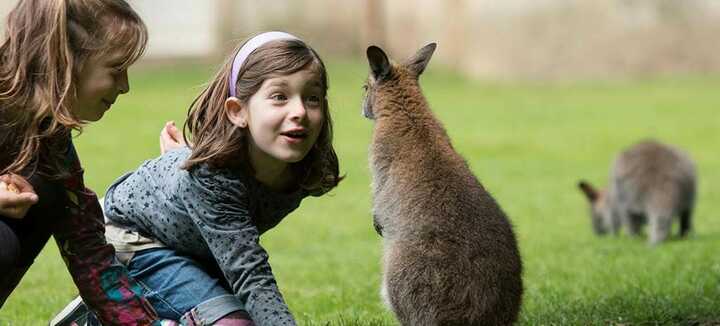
[578, 139, 697, 245]
[363, 44, 523, 326]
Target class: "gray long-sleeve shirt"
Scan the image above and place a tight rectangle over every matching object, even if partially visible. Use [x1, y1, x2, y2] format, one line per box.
[104, 147, 305, 326]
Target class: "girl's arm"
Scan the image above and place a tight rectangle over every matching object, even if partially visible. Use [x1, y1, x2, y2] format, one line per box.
[52, 143, 161, 325]
[185, 169, 296, 326]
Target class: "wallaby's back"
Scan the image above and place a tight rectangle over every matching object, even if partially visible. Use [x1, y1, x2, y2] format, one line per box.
[610, 139, 696, 215]
[364, 44, 523, 325]
[609, 139, 696, 243]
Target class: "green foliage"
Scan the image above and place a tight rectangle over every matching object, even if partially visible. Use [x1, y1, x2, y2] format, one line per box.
[1, 61, 719, 325]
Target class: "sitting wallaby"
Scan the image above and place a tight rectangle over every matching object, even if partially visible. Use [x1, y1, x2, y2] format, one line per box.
[362, 44, 523, 326]
[578, 139, 697, 245]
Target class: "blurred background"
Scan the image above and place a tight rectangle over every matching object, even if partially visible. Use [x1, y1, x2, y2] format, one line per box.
[1, 1, 719, 325]
[3, 0, 719, 80]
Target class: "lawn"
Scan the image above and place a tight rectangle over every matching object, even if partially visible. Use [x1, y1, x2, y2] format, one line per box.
[1, 58, 719, 325]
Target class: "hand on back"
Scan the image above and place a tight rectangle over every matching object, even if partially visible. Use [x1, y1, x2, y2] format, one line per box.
[159, 121, 187, 155]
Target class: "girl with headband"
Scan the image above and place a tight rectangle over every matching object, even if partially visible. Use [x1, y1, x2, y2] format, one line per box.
[55, 31, 342, 326]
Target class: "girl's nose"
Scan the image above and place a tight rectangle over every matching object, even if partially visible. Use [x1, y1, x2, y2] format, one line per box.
[289, 98, 307, 121]
[118, 70, 130, 94]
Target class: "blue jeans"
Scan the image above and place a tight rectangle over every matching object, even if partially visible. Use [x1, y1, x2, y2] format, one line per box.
[128, 248, 248, 323]
[59, 248, 248, 325]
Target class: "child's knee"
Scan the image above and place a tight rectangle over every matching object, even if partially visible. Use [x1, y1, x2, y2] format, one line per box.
[181, 311, 254, 326]
[179, 294, 249, 326]
[209, 312, 255, 326]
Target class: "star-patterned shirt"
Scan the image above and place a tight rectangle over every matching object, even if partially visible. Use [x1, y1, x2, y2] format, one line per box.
[104, 147, 305, 326]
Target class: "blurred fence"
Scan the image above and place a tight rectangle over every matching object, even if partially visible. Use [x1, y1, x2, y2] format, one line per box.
[2, 0, 720, 80]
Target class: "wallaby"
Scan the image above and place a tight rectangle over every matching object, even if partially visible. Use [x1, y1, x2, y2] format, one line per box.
[362, 43, 523, 326]
[578, 139, 697, 245]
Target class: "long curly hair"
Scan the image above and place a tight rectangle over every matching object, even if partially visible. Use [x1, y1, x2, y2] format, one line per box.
[0, 0, 147, 179]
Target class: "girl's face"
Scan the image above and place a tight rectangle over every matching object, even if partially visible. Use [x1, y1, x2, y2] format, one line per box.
[241, 68, 325, 173]
[71, 48, 130, 122]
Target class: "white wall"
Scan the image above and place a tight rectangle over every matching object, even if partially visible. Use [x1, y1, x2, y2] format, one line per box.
[0, 0, 16, 37]
[0, 0, 217, 59]
[132, 0, 217, 58]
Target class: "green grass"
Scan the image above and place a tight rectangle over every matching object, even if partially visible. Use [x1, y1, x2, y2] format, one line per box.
[1, 59, 719, 325]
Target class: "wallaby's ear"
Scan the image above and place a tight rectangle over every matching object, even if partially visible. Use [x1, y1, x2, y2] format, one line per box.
[578, 180, 599, 202]
[405, 43, 437, 77]
[367, 45, 391, 81]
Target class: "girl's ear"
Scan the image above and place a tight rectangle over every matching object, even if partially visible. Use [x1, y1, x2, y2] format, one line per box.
[405, 43, 436, 77]
[225, 97, 247, 128]
[366, 45, 391, 81]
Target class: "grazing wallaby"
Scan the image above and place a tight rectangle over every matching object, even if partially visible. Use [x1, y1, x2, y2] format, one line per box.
[362, 44, 523, 326]
[578, 139, 697, 245]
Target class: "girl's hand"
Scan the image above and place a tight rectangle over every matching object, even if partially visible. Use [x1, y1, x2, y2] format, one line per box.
[0, 174, 39, 219]
[159, 121, 187, 154]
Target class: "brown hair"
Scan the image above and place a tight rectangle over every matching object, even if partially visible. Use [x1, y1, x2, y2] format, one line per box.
[0, 0, 148, 179]
[183, 37, 341, 196]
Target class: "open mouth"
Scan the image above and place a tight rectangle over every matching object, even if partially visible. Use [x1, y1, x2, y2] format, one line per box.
[101, 99, 114, 108]
[280, 129, 308, 140]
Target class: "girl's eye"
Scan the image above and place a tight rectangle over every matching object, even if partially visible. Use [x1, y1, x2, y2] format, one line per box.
[271, 93, 288, 101]
[306, 95, 322, 106]
[362, 84, 369, 91]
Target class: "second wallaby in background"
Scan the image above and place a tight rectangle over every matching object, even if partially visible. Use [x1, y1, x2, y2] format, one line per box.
[362, 43, 523, 325]
[578, 139, 697, 245]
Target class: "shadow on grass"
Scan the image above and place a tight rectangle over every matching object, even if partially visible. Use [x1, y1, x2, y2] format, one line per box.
[589, 230, 720, 247]
[681, 231, 720, 243]
[301, 315, 394, 326]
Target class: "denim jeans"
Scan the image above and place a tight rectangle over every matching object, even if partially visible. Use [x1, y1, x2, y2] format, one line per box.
[127, 248, 248, 323]
[62, 248, 249, 325]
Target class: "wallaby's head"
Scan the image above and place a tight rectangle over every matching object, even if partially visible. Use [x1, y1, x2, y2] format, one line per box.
[362, 43, 437, 120]
[577, 180, 612, 235]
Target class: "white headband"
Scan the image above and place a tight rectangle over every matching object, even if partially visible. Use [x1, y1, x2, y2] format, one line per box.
[228, 31, 300, 98]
